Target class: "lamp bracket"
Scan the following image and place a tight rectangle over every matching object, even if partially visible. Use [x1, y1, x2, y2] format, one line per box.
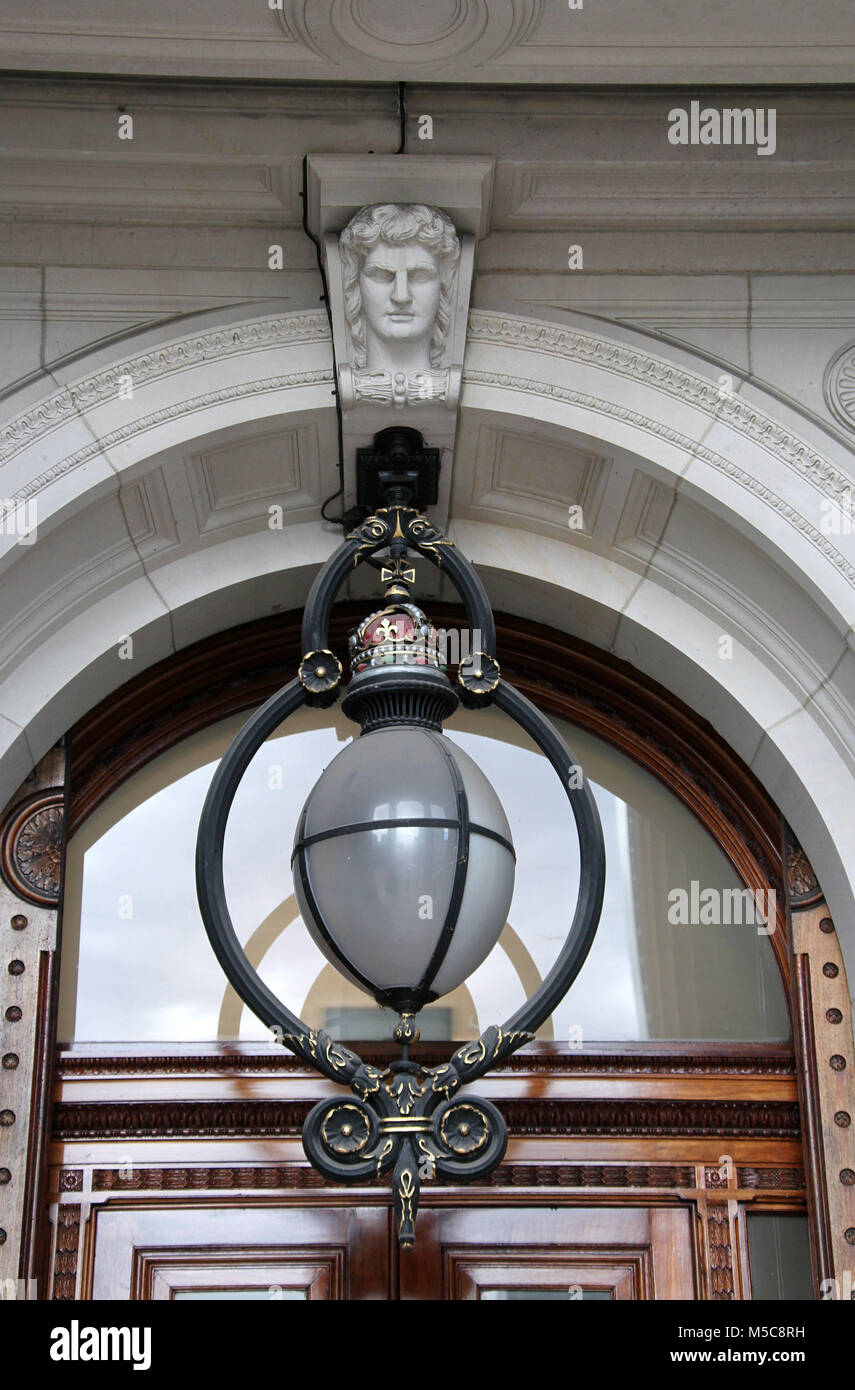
[356, 426, 440, 515]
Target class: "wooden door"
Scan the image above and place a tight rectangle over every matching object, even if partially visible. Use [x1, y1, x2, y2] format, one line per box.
[46, 1042, 806, 1302]
[62, 1195, 696, 1301]
[74, 1201, 393, 1301]
[399, 1205, 697, 1300]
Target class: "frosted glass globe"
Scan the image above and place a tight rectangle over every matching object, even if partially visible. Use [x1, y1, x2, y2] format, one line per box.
[292, 726, 515, 1007]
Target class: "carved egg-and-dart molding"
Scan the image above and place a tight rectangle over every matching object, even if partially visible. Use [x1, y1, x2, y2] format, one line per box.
[0, 790, 64, 907]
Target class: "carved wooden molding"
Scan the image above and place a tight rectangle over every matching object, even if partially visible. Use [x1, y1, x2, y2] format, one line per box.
[50, 1204, 81, 1301]
[52, 1096, 800, 1142]
[55, 1043, 796, 1079]
[786, 843, 823, 909]
[62, 1159, 805, 1197]
[706, 1203, 736, 1300]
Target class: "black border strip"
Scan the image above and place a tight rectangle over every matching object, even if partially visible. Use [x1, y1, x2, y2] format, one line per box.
[416, 731, 470, 995]
[291, 817, 515, 861]
[292, 803, 379, 997]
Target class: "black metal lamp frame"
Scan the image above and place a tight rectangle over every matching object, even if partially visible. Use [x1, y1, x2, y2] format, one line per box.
[195, 478, 606, 1248]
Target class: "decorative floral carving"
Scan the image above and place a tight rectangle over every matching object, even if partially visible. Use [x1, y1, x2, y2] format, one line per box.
[786, 845, 820, 901]
[275, 1, 541, 68]
[321, 1103, 372, 1156]
[823, 341, 855, 433]
[352, 367, 450, 406]
[458, 651, 501, 704]
[51, 1206, 81, 1301]
[707, 1204, 735, 1300]
[0, 790, 64, 906]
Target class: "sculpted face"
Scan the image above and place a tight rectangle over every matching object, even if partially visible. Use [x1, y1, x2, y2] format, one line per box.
[359, 241, 442, 368]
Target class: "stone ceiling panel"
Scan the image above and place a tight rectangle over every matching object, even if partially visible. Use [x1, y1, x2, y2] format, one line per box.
[451, 417, 611, 541]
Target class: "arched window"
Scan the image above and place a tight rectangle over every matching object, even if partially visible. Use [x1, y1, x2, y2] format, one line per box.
[59, 702, 789, 1047]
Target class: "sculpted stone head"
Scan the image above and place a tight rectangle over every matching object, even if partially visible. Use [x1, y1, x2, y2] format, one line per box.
[339, 204, 461, 372]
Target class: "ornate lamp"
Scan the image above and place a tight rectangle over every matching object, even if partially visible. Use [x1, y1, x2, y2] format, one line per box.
[195, 428, 606, 1248]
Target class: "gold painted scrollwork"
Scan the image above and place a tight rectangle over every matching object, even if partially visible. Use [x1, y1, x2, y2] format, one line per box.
[397, 1167, 417, 1232]
[348, 513, 393, 564]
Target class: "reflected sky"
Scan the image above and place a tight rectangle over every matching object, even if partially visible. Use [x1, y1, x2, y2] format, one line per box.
[59, 704, 790, 1045]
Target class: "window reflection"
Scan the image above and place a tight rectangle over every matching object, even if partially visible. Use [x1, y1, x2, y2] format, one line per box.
[480, 1289, 612, 1300]
[58, 703, 790, 1045]
[747, 1213, 812, 1300]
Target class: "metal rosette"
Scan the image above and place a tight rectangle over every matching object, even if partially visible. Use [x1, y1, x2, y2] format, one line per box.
[428, 1095, 508, 1180]
[458, 651, 501, 709]
[302, 1096, 394, 1183]
[298, 649, 343, 708]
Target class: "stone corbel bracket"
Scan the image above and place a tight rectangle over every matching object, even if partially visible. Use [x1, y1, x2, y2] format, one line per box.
[306, 156, 494, 526]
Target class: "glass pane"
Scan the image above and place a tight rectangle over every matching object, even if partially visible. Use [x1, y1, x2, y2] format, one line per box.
[481, 1289, 611, 1300]
[172, 1290, 305, 1300]
[747, 1213, 813, 1300]
[59, 701, 790, 1045]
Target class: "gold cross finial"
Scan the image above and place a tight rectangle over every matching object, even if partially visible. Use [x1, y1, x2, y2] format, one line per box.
[381, 557, 416, 597]
[381, 559, 416, 586]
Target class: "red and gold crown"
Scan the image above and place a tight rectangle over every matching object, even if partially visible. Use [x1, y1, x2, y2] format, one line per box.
[348, 602, 446, 675]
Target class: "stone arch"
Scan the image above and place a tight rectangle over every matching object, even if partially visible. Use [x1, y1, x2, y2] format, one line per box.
[0, 305, 853, 989]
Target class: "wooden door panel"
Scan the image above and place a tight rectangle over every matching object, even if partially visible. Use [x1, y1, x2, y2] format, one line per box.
[84, 1202, 392, 1301]
[400, 1205, 697, 1300]
[147, 1258, 333, 1300]
[455, 1257, 642, 1300]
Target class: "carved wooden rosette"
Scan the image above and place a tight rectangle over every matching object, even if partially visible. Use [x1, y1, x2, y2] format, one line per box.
[0, 789, 63, 907]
